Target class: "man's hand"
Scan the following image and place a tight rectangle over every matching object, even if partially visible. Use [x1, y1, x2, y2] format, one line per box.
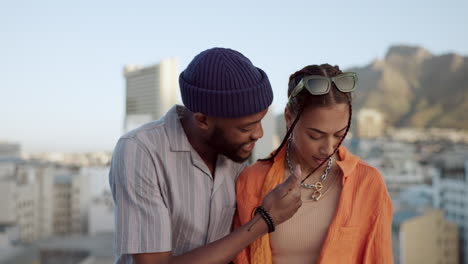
[261, 164, 302, 225]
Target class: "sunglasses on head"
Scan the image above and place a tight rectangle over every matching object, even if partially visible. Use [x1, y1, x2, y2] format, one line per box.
[288, 72, 358, 100]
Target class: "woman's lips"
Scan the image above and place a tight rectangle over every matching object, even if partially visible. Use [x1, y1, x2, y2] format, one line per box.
[313, 157, 326, 164]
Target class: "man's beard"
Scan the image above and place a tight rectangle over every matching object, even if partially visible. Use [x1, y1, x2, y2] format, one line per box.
[207, 126, 251, 163]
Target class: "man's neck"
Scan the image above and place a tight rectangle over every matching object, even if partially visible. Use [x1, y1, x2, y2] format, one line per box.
[180, 115, 217, 176]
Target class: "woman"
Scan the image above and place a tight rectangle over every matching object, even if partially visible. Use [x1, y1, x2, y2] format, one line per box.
[234, 64, 393, 264]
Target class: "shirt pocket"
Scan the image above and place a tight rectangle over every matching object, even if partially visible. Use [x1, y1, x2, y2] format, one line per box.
[321, 226, 358, 263]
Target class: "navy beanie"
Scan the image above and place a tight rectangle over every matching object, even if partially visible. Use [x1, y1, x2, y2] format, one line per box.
[179, 48, 273, 118]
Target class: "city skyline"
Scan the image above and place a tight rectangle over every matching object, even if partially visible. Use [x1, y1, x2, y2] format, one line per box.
[1, 0, 468, 152]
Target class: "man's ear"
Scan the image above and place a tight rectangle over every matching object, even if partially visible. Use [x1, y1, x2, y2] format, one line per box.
[193, 113, 212, 131]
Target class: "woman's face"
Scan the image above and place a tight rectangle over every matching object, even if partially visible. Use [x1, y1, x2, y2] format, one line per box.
[285, 103, 349, 170]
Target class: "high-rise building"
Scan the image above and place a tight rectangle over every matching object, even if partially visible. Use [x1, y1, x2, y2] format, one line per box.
[432, 147, 468, 264]
[393, 209, 459, 264]
[356, 108, 385, 139]
[123, 58, 179, 132]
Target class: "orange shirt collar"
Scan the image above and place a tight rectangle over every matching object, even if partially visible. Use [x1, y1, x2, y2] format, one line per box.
[335, 145, 360, 182]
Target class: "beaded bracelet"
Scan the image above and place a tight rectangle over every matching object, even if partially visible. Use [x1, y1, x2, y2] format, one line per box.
[255, 206, 276, 233]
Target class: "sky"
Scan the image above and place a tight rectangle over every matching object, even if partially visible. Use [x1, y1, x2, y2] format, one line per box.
[1, 0, 467, 152]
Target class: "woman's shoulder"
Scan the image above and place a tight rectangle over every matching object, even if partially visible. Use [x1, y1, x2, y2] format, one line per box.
[345, 158, 393, 215]
[236, 159, 274, 200]
[354, 159, 392, 200]
[237, 159, 273, 184]
[355, 159, 382, 177]
[339, 147, 386, 186]
[352, 159, 385, 185]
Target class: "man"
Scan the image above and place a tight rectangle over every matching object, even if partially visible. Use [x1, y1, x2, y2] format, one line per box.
[109, 48, 302, 264]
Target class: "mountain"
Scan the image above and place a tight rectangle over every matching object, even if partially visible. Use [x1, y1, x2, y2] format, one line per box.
[348, 45, 468, 130]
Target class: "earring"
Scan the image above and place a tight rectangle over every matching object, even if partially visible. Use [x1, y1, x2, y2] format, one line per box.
[288, 133, 294, 149]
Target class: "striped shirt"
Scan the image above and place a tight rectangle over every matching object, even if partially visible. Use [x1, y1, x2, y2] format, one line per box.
[109, 105, 247, 264]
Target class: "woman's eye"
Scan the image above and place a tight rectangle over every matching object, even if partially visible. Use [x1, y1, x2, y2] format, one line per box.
[309, 135, 321, 140]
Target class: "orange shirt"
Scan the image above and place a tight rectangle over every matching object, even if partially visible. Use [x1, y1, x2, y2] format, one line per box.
[234, 146, 394, 264]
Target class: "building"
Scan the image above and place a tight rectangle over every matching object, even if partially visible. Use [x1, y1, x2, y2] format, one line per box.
[393, 209, 459, 264]
[0, 142, 21, 158]
[35, 164, 56, 239]
[0, 158, 34, 243]
[123, 58, 179, 132]
[0, 181, 16, 224]
[53, 170, 90, 235]
[275, 112, 287, 140]
[80, 166, 110, 198]
[389, 127, 468, 144]
[0, 157, 19, 180]
[432, 147, 468, 264]
[71, 169, 91, 234]
[358, 140, 427, 198]
[88, 191, 114, 235]
[0, 233, 114, 264]
[23, 151, 112, 167]
[394, 184, 433, 212]
[16, 180, 37, 242]
[14, 160, 47, 242]
[0, 158, 90, 244]
[356, 108, 385, 139]
[0, 224, 22, 264]
[251, 110, 279, 161]
[53, 174, 74, 235]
